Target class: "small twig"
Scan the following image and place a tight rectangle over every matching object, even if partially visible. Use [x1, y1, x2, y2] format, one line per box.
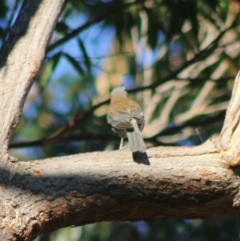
[9, 133, 118, 148]
[43, 99, 109, 144]
[47, 0, 145, 53]
[154, 111, 225, 138]
[9, 132, 168, 149]
[176, 76, 235, 85]
[9, 99, 109, 148]
[6, 0, 20, 33]
[196, 128, 204, 143]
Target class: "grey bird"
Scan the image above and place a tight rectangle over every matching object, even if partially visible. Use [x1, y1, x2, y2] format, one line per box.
[107, 86, 146, 153]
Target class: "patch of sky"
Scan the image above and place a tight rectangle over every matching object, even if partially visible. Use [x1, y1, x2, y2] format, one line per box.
[184, 219, 193, 224]
[50, 13, 115, 84]
[122, 31, 165, 89]
[52, 52, 81, 82]
[23, 102, 38, 120]
[7, 0, 21, 22]
[176, 224, 186, 234]
[0, 0, 22, 47]
[132, 221, 149, 239]
[177, 139, 193, 146]
[22, 84, 42, 119]
[78, 92, 91, 107]
[137, 30, 166, 71]
[57, 151, 69, 157]
[168, 122, 176, 128]
[48, 84, 72, 115]
[169, 40, 181, 55]
[46, 13, 117, 117]
[122, 75, 135, 90]
[10, 146, 44, 161]
[29, 147, 44, 160]
[0, 17, 7, 32]
[158, 30, 166, 45]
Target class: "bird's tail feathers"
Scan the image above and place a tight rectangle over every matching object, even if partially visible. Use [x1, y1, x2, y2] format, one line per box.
[126, 119, 146, 153]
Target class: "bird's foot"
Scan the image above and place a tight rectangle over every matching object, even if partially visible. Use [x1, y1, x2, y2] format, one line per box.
[119, 145, 127, 150]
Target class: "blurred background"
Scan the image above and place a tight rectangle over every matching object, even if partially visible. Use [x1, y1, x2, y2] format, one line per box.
[1, 0, 240, 240]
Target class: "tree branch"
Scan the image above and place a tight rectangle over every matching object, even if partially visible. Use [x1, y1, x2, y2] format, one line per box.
[1, 142, 239, 240]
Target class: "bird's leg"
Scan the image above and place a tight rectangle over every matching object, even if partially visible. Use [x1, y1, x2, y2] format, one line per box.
[119, 138, 125, 150]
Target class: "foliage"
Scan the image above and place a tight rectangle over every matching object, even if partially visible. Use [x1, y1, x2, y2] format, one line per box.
[0, 0, 240, 240]
[35, 219, 240, 241]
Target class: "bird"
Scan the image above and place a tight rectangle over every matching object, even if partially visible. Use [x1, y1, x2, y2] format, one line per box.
[107, 86, 146, 153]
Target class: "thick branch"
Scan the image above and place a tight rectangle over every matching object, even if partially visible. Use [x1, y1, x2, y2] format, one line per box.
[1, 143, 240, 240]
[0, 0, 65, 153]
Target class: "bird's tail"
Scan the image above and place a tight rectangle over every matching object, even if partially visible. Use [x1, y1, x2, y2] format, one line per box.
[126, 119, 146, 153]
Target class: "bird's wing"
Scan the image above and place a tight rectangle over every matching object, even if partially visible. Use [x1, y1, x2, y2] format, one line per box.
[130, 107, 145, 131]
[107, 109, 133, 129]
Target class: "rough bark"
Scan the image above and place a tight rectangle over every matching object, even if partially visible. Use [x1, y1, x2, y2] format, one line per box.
[0, 0, 65, 240]
[0, 0, 240, 240]
[0, 0, 65, 153]
[1, 142, 240, 240]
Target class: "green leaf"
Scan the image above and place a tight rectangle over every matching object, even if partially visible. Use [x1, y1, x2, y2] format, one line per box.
[56, 22, 70, 34]
[63, 53, 85, 76]
[78, 38, 91, 72]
